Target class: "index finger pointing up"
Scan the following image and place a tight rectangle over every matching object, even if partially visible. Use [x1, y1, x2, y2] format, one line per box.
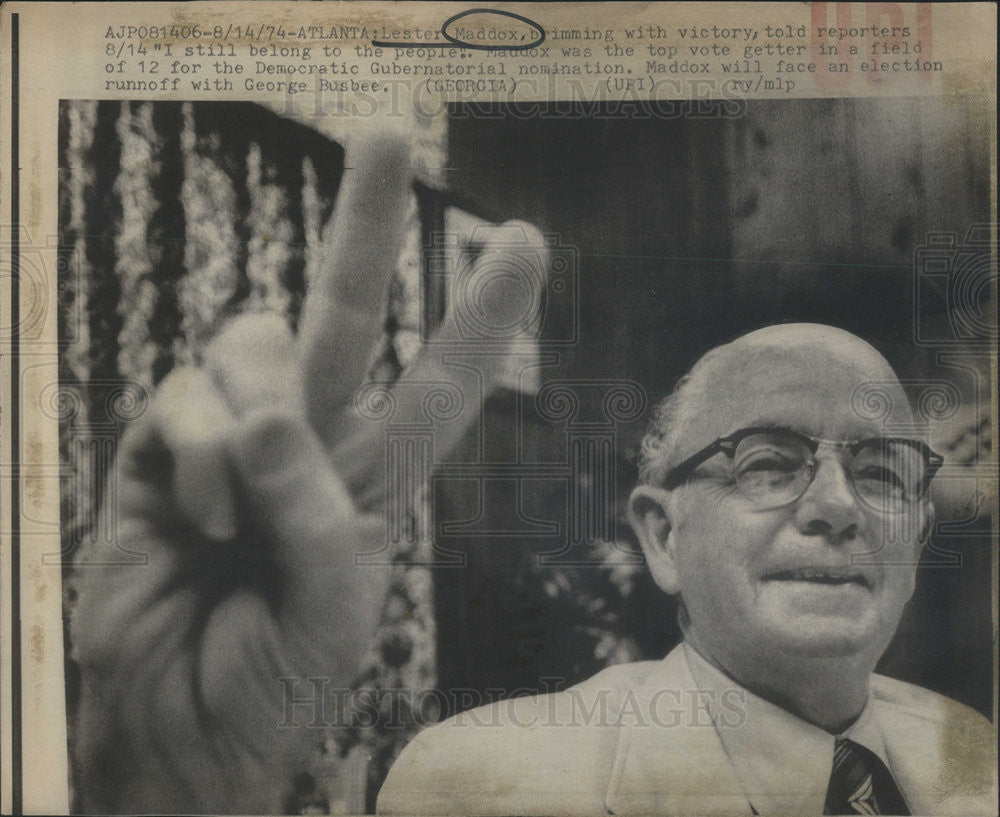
[299, 124, 412, 448]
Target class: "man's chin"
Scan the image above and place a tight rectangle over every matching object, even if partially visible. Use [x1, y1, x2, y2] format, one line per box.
[751, 580, 883, 652]
[761, 592, 884, 658]
[758, 606, 884, 658]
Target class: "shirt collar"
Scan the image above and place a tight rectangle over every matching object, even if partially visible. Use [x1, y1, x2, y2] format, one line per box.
[681, 642, 889, 816]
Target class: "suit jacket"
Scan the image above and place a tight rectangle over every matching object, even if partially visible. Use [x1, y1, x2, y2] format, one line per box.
[378, 645, 996, 816]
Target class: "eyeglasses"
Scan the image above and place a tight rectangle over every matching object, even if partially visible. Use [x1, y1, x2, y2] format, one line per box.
[662, 427, 943, 513]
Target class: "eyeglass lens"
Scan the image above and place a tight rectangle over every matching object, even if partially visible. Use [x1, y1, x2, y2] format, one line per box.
[731, 431, 929, 511]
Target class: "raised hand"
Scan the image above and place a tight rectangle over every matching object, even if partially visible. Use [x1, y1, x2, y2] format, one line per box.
[70, 127, 547, 813]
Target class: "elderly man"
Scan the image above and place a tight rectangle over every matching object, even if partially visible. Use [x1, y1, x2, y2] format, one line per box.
[377, 324, 996, 816]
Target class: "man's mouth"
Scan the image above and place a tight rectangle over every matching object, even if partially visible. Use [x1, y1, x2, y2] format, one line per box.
[763, 568, 870, 589]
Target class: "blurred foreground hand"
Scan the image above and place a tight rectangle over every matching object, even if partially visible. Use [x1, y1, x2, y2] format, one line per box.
[70, 127, 547, 813]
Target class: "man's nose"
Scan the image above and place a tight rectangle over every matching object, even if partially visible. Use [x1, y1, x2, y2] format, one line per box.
[794, 456, 863, 542]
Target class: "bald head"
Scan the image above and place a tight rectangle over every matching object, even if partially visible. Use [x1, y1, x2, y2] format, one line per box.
[639, 324, 913, 487]
[726, 323, 897, 362]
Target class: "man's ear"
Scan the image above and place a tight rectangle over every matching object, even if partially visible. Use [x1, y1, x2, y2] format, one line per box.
[627, 485, 681, 595]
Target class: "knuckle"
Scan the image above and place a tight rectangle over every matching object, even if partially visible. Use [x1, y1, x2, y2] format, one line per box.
[204, 313, 299, 414]
[152, 368, 217, 427]
[472, 221, 547, 276]
[230, 408, 315, 476]
[207, 313, 294, 363]
[502, 219, 545, 250]
[155, 365, 206, 401]
[235, 407, 302, 449]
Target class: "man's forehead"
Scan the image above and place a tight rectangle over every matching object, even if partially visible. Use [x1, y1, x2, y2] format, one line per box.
[674, 326, 913, 451]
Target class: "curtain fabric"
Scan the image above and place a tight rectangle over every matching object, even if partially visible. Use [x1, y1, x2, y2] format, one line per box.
[57, 100, 443, 812]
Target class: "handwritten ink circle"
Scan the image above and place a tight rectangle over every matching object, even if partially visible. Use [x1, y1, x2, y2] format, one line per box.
[441, 9, 546, 51]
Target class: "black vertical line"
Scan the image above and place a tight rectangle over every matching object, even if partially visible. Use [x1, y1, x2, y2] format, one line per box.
[270, 135, 306, 330]
[147, 103, 186, 384]
[210, 104, 253, 322]
[415, 181, 446, 338]
[413, 180, 501, 339]
[84, 102, 122, 439]
[10, 13, 22, 816]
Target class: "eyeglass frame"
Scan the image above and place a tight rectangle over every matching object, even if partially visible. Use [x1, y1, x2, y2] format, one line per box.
[661, 426, 944, 510]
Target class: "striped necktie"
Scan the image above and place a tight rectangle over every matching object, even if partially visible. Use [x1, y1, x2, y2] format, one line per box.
[823, 738, 910, 815]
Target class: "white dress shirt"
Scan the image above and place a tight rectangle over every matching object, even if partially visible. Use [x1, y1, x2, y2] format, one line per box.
[683, 642, 908, 816]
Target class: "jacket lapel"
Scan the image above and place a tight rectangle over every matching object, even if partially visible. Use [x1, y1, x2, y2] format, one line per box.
[604, 645, 754, 816]
[878, 695, 997, 816]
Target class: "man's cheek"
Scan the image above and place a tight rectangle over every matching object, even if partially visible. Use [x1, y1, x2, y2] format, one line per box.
[863, 511, 924, 565]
